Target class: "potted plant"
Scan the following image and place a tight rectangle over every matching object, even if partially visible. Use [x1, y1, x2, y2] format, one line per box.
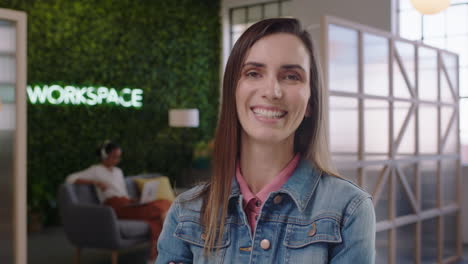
[28, 196, 44, 232]
[192, 139, 214, 170]
[27, 179, 50, 233]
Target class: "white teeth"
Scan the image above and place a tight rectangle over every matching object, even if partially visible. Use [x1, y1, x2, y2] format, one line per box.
[252, 108, 286, 118]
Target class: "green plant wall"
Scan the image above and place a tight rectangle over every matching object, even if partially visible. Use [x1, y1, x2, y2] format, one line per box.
[0, 0, 220, 225]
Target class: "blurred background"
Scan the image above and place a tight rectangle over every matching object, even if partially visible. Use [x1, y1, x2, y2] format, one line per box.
[0, 0, 467, 263]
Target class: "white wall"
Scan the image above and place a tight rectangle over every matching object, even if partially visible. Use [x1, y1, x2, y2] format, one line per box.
[292, 0, 394, 32]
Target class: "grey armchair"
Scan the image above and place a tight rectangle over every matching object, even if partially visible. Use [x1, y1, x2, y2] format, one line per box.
[58, 174, 161, 264]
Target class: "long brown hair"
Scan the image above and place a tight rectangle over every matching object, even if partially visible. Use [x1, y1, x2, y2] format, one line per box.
[201, 18, 338, 253]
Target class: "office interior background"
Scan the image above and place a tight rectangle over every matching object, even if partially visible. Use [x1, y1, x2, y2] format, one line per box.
[0, 0, 467, 263]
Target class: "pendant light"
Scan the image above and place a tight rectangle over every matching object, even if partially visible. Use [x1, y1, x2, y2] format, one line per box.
[410, 0, 450, 15]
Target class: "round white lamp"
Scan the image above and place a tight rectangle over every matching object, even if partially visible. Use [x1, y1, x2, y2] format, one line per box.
[168, 109, 199, 128]
[168, 108, 199, 187]
[410, 0, 450, 15]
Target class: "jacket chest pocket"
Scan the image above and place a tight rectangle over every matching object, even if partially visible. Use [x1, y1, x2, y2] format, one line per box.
[283, 218, 342, 263]
[174, 220, 230, 263]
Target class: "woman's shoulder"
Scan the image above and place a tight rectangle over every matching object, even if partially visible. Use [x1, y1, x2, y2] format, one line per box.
[172, 184, 207, 214]
[88, 164, 103, 172]
[314, 172, 373, 216]
[321, 173, 371, 198]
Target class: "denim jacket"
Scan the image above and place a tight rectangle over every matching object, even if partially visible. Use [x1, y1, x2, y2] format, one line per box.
[156, 159, 376, 264]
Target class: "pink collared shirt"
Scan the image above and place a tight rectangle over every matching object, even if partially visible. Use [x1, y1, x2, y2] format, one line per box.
[235, 154, 301, 234]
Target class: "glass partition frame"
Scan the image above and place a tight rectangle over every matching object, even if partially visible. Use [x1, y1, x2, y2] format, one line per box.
[322, 16, 462, 264]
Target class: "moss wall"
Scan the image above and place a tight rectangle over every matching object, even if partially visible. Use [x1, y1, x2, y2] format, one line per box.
[0, 0, 220, 225]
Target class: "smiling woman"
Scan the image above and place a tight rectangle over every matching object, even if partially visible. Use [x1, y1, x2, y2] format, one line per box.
[156, 18, 376, 264]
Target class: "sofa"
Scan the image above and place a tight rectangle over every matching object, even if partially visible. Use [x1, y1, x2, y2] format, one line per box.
[58, 173, 162, 264]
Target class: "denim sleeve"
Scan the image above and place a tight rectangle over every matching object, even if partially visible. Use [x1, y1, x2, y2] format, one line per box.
[155, 202, 193, 264]
[329, 196, 376, 264]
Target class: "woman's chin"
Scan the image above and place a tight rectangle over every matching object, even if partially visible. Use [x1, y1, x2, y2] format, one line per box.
[245, 133, 292, 146]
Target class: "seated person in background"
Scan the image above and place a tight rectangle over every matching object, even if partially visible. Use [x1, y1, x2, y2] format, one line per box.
[66, 140, 171, 263]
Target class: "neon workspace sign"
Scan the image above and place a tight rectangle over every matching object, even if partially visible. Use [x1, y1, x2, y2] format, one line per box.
[27, 85, 143, 108]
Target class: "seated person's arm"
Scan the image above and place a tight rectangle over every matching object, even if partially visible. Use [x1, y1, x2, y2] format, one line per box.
[66, 168, 108, 191]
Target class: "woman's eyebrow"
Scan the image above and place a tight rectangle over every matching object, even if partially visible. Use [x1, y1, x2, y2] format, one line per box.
[243, 61, 265, 68]
[242, 62, 306, 73]
[281, 64, 306, 72]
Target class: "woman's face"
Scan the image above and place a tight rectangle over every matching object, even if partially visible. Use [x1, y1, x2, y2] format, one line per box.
[103, 148, 121, 167]
[235, 33, 311, 146]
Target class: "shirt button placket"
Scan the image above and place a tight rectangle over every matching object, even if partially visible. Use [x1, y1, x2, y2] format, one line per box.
[255, 199, 261, 207]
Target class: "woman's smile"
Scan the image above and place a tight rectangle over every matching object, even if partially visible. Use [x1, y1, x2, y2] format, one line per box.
[251, 105, 288, 123]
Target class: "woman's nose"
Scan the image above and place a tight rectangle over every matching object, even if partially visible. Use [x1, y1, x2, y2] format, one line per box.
[262, 77, 282, 99]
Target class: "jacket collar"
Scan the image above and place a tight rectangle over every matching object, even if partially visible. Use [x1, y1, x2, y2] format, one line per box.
[229, 159, 322, 212]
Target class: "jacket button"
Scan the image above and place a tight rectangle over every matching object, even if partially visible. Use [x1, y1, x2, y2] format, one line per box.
[308, 223, 317, 237]
[273, 195, 283, 204]
[260, 239, 271, 250]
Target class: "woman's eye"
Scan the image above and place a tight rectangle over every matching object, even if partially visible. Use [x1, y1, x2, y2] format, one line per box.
[246, 71, 261, 78]
[284, 74, 300, 81]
